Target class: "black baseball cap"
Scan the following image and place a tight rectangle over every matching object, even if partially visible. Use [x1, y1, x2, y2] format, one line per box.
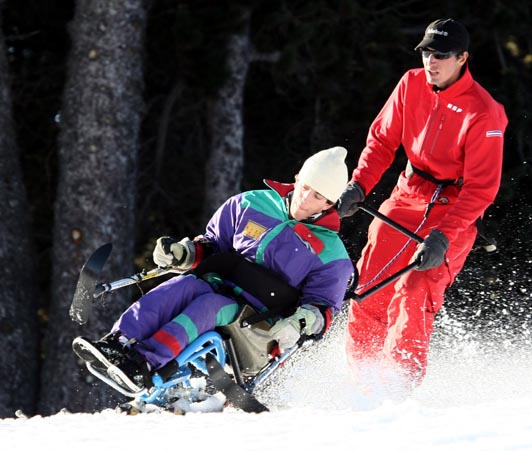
[415, 18, 470, 53]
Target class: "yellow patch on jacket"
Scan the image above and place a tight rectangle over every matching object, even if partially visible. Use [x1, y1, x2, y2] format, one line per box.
[243, 220, 267, 240]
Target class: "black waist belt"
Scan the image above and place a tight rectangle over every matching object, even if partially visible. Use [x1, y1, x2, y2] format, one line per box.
[406, 161, 463, 187]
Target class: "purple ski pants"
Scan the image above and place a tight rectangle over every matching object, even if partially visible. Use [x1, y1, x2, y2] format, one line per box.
[112, 274, 240, 370]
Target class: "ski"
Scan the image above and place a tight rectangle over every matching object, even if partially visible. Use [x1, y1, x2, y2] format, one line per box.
[205, 353, 269, 413]
[70, 243, 113, 325]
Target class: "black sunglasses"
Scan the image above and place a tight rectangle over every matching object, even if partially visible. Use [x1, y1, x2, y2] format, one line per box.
[421, 50, 457, 60]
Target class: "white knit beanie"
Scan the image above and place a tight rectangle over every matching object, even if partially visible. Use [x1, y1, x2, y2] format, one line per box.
[297, 146, 348, 203]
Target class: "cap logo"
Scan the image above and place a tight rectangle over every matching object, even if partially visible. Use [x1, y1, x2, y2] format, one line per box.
[428, 27, 448, 37]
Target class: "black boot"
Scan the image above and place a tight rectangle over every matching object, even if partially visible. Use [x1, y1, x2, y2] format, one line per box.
[73, 334, 125, 370]
[73, 334, 152, 392]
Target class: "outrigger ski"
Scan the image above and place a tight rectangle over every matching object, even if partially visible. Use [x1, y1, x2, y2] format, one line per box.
[70, 244, 179, 326]
[70, 243, 113, 325]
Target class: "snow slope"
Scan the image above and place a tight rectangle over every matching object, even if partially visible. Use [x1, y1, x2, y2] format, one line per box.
[2, 311, 532, 451]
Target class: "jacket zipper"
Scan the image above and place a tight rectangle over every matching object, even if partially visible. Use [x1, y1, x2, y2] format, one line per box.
[429, 112, 446, 156]
[422, 92, 445, 157]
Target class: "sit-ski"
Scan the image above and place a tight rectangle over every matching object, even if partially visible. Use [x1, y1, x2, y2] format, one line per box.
[70, 202, 428, 414]
[70, 243, 312, 414]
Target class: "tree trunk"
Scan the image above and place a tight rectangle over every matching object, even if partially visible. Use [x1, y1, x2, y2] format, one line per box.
[0, 4, 40, 418]
[39, 0, 146, 415]
[202, 10, 251, 223]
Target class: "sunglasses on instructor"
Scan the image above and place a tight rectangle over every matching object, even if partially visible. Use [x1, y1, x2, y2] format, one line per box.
[421, 49, 458, 60]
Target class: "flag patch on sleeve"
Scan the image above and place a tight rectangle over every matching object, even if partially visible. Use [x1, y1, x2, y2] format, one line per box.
[486, 130, 503, 137]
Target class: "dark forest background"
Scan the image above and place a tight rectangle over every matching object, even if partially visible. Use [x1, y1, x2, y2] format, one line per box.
[0, 0, 530, 417]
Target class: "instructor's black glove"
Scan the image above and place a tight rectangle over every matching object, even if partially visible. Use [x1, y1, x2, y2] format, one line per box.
[337, 182, 366, 218]
[412, 229, 449, 271]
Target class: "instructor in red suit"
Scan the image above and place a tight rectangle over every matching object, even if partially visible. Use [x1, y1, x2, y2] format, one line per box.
[338, 18, 508, 386]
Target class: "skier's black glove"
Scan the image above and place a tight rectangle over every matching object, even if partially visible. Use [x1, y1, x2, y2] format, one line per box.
[337, 182, 365, 218]
[153, 236, 196, 270]
[412, 229, 449, 271]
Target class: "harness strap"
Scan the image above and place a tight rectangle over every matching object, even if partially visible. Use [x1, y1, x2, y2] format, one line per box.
[406, 162, 496, 252]
[240, 306, 287, 327]
[192, 252, 300, 317]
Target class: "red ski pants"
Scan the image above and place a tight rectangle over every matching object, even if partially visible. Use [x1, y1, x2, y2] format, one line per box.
[345, 194, 477, 382]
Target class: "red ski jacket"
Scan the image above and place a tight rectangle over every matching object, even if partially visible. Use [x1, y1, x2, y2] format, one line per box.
[352, 66, 508, 242]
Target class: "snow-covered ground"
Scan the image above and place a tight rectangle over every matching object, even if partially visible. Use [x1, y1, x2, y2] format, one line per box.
[2, 311, 532, 451]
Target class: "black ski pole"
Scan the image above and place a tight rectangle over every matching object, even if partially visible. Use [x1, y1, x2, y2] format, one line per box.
[353, 260, 420, 302]
[356, 202, 423, 243]
[348, 202, 424, 302]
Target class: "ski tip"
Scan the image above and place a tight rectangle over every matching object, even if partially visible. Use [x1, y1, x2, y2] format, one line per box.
[69, 309, 88, 325]
[70, 243, 114, 325]
[83, 243, 113, 269]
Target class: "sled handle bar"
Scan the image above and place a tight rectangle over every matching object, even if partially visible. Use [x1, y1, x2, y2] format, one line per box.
[93, 267, 181, 298]
[350, 202, 424, 302]
[352, 260, 420, 302]
[356, 202, 423, 243]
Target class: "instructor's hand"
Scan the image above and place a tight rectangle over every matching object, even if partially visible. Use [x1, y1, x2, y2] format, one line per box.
[337, 182, 365, 218]
[412, 229, 449, 271]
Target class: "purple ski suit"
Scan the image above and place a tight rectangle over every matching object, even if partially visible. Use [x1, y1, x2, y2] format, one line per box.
[113, 180, 354, 370]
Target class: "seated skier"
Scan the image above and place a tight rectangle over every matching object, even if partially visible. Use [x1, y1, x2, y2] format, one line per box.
[72, 146, 355, 393]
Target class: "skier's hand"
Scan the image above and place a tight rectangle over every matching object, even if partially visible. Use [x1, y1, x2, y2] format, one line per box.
[337, 182, 365, 218]
[411, 229, 449, 271]
[153, 236, 195, 270]
[269, 305, 324, 352]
